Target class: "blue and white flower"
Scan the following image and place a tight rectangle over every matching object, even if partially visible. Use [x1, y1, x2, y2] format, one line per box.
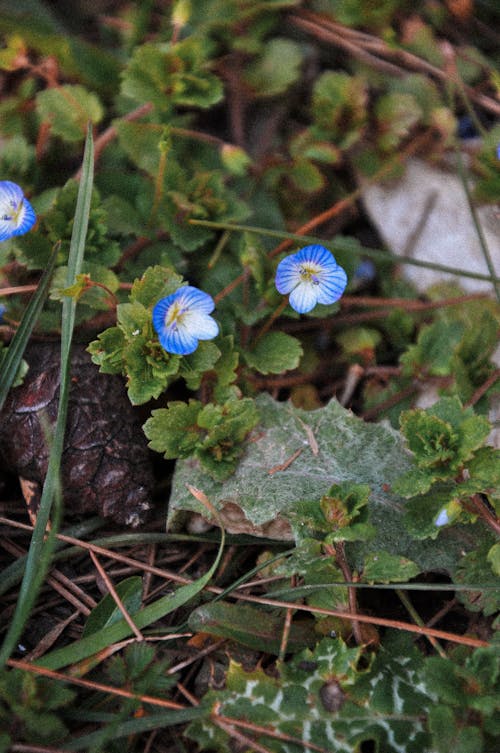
[153, 285, 219, 355]
[0, 181, 36, 242]
[275, 244, 347, 314]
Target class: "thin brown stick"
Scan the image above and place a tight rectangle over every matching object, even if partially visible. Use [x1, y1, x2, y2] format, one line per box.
[215, 712, 330, 753]
[214, 718, 276, 753]
[289, 10, 500, 116]
[465, 369, 500, 408]
[8, 658, 186, 710]
[326, 542, 363, 645]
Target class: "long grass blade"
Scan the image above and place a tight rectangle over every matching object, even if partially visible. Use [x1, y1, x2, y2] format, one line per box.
[0, 242, 58, 411]
[0, 126, 94, 666]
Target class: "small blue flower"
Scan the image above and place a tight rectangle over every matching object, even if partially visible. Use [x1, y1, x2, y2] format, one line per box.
[275, 244, 347, 314]
[153, 285, 219, 355]
[0, 181, 36, 242]
[434, 509, 450, 527]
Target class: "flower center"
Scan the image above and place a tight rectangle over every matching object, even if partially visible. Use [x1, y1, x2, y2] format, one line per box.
[1, 199, 21, 224]
[166, 300, 188, 330]
[299, 264, 321, 285]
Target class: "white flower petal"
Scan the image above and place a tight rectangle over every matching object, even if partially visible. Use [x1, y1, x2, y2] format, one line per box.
[289, 282, 319, 313]
[184, 310, 219, 340]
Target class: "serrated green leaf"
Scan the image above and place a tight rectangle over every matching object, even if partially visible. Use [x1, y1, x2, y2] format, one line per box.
[36, 85, 103, 142]
[121, 38, 223, 113]
[144, 400, 203, 458]
[130, 265, 185, 308]
[123, 335, 178, 404]
[145, 397, 259, 480]
[87, 327, 126, 374]
[244, 331, 303, 374]
[180, 340, 221, 390]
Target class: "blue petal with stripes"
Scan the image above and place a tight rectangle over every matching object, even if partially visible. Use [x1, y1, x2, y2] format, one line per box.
[153, 286, 219, 356]
[275, 244, 347, 313]
[0, 181, 36, 242]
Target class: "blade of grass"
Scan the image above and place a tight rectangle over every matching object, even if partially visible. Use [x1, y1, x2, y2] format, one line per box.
[0, 242, 59, 411]
[190, 219, 500, 285]
[0, 126, 94, 666]
[35, 520, 226, 670]
[65, 707, 205, 750]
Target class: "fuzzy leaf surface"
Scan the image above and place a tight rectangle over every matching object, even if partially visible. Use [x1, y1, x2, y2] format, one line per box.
[169, 394, 486, 573]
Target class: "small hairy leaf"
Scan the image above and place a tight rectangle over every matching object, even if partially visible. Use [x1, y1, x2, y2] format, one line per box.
[244, 331, 303, 374]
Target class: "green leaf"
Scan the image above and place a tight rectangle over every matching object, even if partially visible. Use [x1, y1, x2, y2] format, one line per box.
[123, 334, 179, 405]
[188, 601, 315, 653]
[487, 543, 500, 577]
[82, 576, 143, 637]
[144, 397, 260, 481]
[130, 265, 185, 307]
[180, 340, 221, 390]
[316, 482, 375, 543]
[400, 320, 464, 378]
[87, 326, 126, 374]
[375, 92, 422, 151]
[362, 551, 420, 583]
[220, 144, 252, 176]
[312, 71, 367, 148]
[144, 399, 203, 459]
[244, 331, 303, 374]
[244, 38, 303, 97]
[36, 84, 103, 142]
[121, 38, 223, 113]
[454, 543, 500, 616]
[288, 158, 325, 193]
